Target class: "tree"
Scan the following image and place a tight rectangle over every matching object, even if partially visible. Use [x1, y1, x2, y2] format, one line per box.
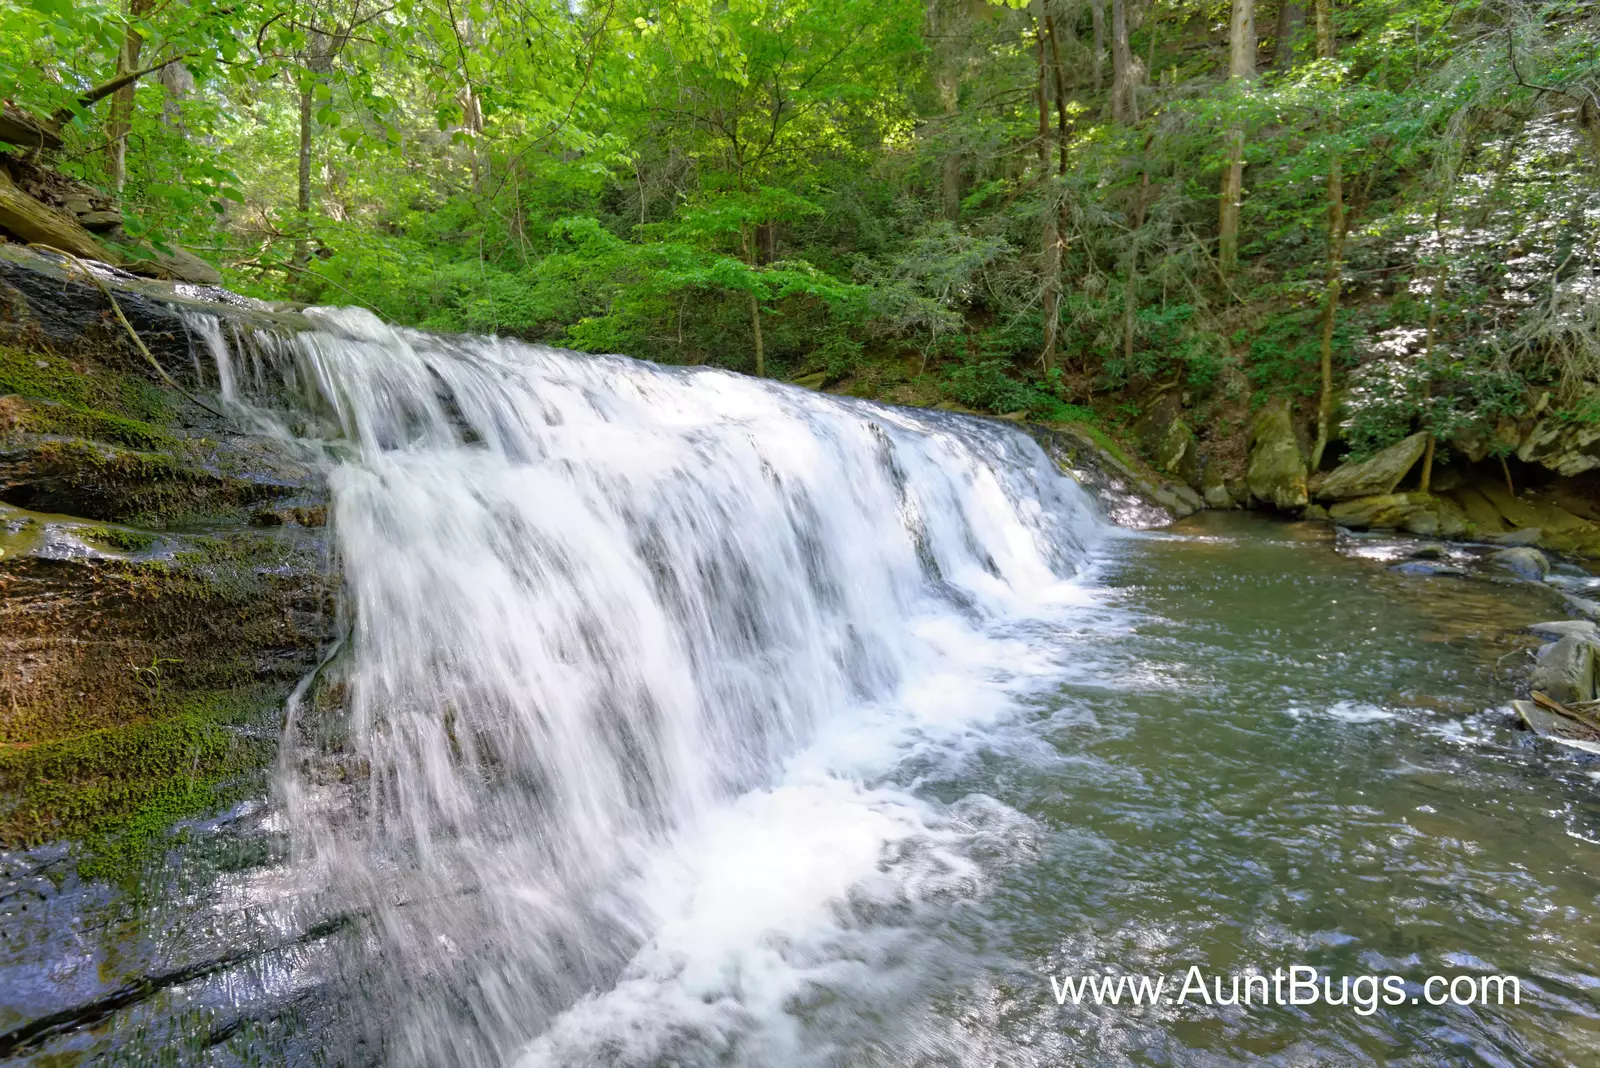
[1218, 0, 1255, 276]
[1309, 0, 1344, 471]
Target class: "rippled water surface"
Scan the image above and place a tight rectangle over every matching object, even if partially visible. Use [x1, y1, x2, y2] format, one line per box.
[876, 512, 1600, 1067]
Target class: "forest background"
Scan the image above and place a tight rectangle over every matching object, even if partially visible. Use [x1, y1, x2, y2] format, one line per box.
[3, 0, 1598, 471]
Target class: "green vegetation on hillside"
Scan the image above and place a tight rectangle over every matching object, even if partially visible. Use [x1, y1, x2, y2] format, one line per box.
[3, 0, 1598, 458]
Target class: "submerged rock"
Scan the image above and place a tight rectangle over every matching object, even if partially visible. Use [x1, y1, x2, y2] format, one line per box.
[1530, 634, 1597, 704]
[1390, 560, 1467, 577]
[1246, 397, 1308, 510]
[1489, 546, 1550, 580]
[1316, 432, 1428, 501]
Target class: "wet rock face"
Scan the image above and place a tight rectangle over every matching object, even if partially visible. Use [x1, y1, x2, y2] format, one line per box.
[1246, 397, 1309, 510]
[1029, 422, 1190, 527]
[0, 249, 333, 854]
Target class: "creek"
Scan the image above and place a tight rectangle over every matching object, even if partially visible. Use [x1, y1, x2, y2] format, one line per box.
[3, 310, 1597, 1065]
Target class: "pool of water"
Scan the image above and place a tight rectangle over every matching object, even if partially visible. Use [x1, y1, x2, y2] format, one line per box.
[874, 512, 1600, 1066]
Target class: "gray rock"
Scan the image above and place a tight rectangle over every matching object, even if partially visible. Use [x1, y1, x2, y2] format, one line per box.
[1316, 432, 1428, 501]
[1408, 543, 1448, 560]
[1246, 397, 1308, 510]
[1527, 620, 1600, 640]
[1489, 546, 1550, 580]
[1530, 634, 1597, 703]
[1566, 594, 1600, 620]
[1203, 481, 1234, 510]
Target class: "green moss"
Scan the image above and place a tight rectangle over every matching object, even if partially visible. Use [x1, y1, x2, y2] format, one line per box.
[80, 524, 158, 553]
[0, 341, 172, 419]
[16, 399, 179, 451]
[0, 687, 281, 879]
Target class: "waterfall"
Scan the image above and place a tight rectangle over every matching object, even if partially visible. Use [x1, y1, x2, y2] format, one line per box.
[191, 308, 1111, 1066]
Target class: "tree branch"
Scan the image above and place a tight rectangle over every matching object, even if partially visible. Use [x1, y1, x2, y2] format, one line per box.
[50, 53, 192, 127]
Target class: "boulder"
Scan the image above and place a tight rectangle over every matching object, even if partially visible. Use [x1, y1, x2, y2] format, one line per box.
[1246, 397, 1308, 510]
[1326, 493, 1468, 537]
[1489, 546, 1550, 580]
[1527, 620, 1600, 641]
[1133, 393, 1200, 487]
[1453, 418, 1522, 464]
[1199, 457, 1234, 509]
[1529, 634, 1597, 704]
[1566, 594, 1600, 620]
[1450, 484, 1509, 533]
[1315, 432, 1428, 501]
[1329, 493, 1419, 530]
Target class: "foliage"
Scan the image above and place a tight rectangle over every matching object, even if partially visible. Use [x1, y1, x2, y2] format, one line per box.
[1, 0, 1597, 435]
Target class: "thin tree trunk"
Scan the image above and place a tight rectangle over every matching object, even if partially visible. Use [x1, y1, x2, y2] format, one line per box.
[1124, 168, 1149, 365]
[1311, 155, 1344, 470]
[742, 223, 765, 376]
[295, 79, 313, 270]
[1419, 211, 1445, 493]
[940, 72, 962, 222]
[1036, 8, 1061, 371]
[1272, 0, 1303, 70]
[1091, 0, 1106, 94]
[1218, 0, 1255, 275]
[1110, 0, 1140, 122]
[748, 291, 764, 377]
[1309, 0, 1342, 471]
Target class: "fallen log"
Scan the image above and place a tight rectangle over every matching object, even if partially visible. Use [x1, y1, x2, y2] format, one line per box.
[0, 103, 62, 152]
[0, 167, 116, 263]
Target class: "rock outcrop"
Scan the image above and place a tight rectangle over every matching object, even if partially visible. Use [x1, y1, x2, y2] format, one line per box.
[1315, 432, 1427, 501]
[1246, 397, 1308, 510]
[0, 245, 330, 854]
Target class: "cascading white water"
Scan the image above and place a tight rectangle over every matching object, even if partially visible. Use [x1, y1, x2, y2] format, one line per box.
[190, 307, 1112, 1066]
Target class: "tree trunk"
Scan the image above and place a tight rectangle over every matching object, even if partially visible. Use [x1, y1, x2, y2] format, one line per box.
[1273, 0, 1304, 70]
[1124, 168, 1149, 366]
[1218, 0, 1255, 275]
[1110, 0, 1140, 122]
[1091, 0, 1106, 94]
[742, 223, 765, 376]
[1309, 0, 1341, 471]
[1036, 8, 1061, 371]
[936, 39, 962, 221]
[295, 78, 313, 271]
[105, 0, 152, 196]
[1310, 156, 1344, 471]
